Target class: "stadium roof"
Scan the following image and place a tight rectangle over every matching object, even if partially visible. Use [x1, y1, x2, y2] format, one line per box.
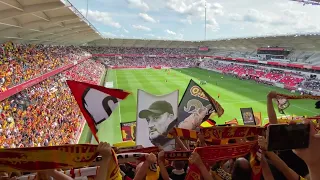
[0, 0, 101, 45]
[88, 34, 320, 51]
[0, 0, 319, 51]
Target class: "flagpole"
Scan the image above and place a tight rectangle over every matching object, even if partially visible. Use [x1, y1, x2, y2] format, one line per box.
[204, 0, 207, 40]
[86, 0, 89, 18]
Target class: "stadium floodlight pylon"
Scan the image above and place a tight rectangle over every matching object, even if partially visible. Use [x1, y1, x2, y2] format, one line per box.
[290, 0, 320, 5]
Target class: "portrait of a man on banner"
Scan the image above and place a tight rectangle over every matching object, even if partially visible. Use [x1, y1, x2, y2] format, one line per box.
[240, 108, 256, 125]
[136, 90, 178, 151]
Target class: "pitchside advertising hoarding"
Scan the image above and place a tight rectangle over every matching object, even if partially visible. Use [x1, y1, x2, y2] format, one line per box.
[198, 46, 209, 51]
[104, 81, 114, 88]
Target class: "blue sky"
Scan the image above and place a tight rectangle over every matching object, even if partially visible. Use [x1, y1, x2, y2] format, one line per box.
[67, 0, 320, 41]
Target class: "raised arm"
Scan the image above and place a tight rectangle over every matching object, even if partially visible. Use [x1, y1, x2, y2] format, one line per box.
[197, 132, 207, 147]
[134, 153, 157, 180]
[261, 155, 274, 180]
[158, 151, 170, 180]
[258, 136, 299, 180]
[189, 152, 213, 180]
[95, 142, 112, 180]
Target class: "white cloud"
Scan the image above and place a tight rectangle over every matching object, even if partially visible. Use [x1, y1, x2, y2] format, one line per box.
[77, 0, 320, 40]
[132, 24, 151, 31]
[166, 0, 223, 18]
[228, 8, 320, 34]
[126, 0, 149, 11]
[166, 0, 223, 32]
[80, 9, 121, 28]
[228, 13, 242, 21]
[180, 16, 192, 25]
[242, 9, 271, 23]
[102, 32, 116, 37]
[163, 30, 184, 40]
[175, 33, 184, 40]
[157, 36, 164, 40]
[165, 29, 176, 35]
[138, 13, 157, 23]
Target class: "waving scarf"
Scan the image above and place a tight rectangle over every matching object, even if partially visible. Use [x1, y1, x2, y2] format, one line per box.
[275, 93, 320, 113]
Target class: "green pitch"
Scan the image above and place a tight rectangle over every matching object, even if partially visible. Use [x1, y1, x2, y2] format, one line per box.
[79, 68, 318, 144]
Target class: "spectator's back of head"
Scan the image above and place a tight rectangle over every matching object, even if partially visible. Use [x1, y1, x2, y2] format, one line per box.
[173, 161, 185, 170]
[231, 157, 252, 180]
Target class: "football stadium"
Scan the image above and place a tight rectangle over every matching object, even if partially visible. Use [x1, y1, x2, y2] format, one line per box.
[1, 0, 320, 179]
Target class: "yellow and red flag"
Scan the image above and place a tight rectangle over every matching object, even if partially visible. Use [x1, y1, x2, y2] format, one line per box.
[200, 119, 216, 128]
[254, 112, 262, 126]
[120, 122, 136, 141]
[225, 118, 239, 126]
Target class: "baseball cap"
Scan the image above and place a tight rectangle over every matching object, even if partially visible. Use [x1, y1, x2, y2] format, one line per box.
[139, 101, 174, 119]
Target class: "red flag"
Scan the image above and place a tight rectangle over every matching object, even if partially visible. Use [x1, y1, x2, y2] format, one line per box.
[67, 80, 130, 142]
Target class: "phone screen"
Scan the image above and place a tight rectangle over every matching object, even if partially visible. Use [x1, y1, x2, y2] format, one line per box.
[267, 124, 310, 151]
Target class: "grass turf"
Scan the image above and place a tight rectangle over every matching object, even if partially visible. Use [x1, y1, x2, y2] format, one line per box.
[79, 68, 318, 144]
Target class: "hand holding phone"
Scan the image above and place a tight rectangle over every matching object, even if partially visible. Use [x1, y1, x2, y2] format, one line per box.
[267, 124, 310, 151]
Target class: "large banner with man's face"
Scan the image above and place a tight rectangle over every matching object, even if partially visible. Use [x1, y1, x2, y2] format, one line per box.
[177, 80, 224, 130]
[136, 90, 178, 151]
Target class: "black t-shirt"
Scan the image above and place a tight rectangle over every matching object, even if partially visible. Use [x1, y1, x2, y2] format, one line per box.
[169, 172, 186, 180]
[278, 150, 308, 177]
[263, 151, 308, 180]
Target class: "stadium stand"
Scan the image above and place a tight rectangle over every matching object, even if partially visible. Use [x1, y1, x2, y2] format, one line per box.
[0, 42, 89, 92]
[0, 59, 104, 148]
[0, 1, 320, 177]
[98, 57, 199, 67]
[201, 60, 320, 93]
[307, 53, 320, 65]
[0, 42, 319, 179]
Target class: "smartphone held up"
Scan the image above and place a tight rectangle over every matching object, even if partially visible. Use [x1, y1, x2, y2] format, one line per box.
[267, 123, 310, 151]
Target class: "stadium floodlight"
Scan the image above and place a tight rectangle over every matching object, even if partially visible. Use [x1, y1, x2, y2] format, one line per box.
[290, 0, 320, 5]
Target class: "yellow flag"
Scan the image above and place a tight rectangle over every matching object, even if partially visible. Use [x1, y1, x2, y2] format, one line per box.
[253, 112, 262, 126]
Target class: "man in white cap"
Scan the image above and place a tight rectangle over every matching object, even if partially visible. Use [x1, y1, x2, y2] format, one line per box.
[139, 101, 176, 150]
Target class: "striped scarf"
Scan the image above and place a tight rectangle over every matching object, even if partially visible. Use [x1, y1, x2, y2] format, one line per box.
[275, 93, 320, 113]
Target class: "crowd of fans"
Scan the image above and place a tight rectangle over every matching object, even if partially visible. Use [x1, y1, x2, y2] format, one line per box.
[201, 61, 320, 91]
[0, 43, 320, 179]
[99, 57, 199, 67]
[301, 80, 320, 92]
[2, 92, 320, 180]
[82, 46, 198, 55]
[0, 42, 89, 92]
[0, 59, 104, 148]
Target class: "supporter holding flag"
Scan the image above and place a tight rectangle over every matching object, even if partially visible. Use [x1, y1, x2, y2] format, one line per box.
[177, 79, 224, 130]
[67, 80, 130, 142]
